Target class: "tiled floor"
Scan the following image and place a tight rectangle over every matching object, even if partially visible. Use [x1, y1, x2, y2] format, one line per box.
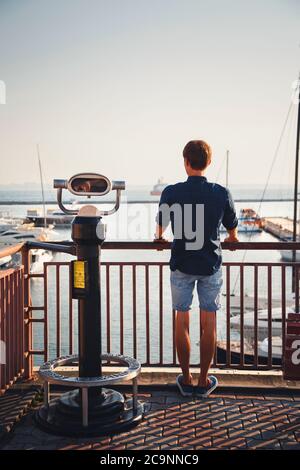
[1, 387, 300, 450]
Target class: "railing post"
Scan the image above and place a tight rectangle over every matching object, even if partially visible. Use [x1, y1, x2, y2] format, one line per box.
[21, 244, 32, 379]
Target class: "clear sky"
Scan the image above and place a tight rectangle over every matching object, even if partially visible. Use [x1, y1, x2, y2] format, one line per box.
[0, 0, 299, 187]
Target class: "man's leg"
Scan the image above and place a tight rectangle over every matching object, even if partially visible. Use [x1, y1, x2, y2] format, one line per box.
[198, 310, 216, 387]
[175, 311, 193, 385]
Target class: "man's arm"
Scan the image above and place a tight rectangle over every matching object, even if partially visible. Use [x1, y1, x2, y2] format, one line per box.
[155, 223, 168, 241]
[222, 189, 239, 246]
[154, 187, 171, 241]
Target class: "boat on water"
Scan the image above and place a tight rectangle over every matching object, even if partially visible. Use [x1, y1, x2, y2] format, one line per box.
[25, 208, 74, 228]
[0, 225, 54, 273]
[0, 225, 53, 245]
[280, 250, 300, 262]
[230, 306, 296, 341]
[0, 255, 12, 267]
[258, 336, 282, 362]
[0, 211, 24, 233]
[220, 208, 262, 233]
[216, 338, 282, 366]
[150, 178, 168, 196]
[0, 221, 18, 234]
[1, 247, 53, 274]
[0, 224, 53, 274]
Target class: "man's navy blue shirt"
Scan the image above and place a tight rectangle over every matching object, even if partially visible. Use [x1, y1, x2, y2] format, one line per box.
[156, 176, 238, 275]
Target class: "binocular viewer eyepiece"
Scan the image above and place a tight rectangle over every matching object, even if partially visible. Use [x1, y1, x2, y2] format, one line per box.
[54, 173, 125, 216]
[54, 173, 125, 197]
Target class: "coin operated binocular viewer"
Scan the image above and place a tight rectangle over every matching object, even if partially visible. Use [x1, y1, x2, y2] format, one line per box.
[35, 173, 144, 436]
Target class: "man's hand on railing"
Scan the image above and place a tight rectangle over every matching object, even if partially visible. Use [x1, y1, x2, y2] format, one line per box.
[223, 235, 239, 251]
[223, 227, 239, 251]
[154, 224, 169, 249]
[153, 235, 169, 250]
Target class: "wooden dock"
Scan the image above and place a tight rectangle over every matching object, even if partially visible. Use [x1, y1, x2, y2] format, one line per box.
[263, 217, 300, 241]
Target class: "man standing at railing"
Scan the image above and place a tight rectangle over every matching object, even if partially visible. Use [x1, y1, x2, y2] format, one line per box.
[155, 140, 239, 397]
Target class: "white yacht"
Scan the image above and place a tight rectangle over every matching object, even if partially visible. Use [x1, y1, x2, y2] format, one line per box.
[0, 212, 24, 234]
[230, 306, 296, 341]
[280, 250, 300, 262]
[0, 255, 12, 267]
[0, 228, 40, 245]
[0, 226, 54, 273]
[25, 208, 74, 228]
[0, 223, 17, 234]
[0, 225, 53, 245]
[258, 336, 282, 361]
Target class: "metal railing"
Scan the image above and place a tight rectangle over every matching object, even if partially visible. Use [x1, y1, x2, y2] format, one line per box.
[1, 240, 300, 390]
[0, 244, 25, 393]
[27, 241, 300, 372]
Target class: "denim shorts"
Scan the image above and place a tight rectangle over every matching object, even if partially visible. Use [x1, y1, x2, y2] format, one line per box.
[170, 268, 223, 312]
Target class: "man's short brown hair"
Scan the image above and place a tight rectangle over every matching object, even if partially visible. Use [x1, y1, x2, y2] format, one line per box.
[183, 140, 212, 170]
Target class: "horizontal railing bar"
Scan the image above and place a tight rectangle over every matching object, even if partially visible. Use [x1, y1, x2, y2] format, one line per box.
[101, 241, 300, 251]
[28, 350, 44, 355]
[100, 261, 300, 267]
[102, 262, 169, 266]
[37, 240, 74, 246]
[27, 241, 76, 255]
[31, 260, 300, 270]
[223, 262, 300, 267]
[22, 260, 300, 268]
[1, 241, 300, 260]
[28, 318, 45, 323]
[44, 262, 70, 266]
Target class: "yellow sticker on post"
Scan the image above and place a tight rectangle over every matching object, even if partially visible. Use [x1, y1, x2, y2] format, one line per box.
[71, 260, 89, 298]
[73, 261, 86, 289]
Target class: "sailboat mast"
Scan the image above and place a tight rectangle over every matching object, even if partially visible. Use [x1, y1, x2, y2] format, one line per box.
[292, 76, 300, 243]
[37, 144, 47, 228]
[226, 149, 229, 188]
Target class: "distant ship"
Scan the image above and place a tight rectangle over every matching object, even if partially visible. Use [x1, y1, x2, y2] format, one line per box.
[150, 178, 168, 196]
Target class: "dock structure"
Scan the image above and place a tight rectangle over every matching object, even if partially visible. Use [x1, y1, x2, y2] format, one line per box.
[262, 217, 300, 241]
